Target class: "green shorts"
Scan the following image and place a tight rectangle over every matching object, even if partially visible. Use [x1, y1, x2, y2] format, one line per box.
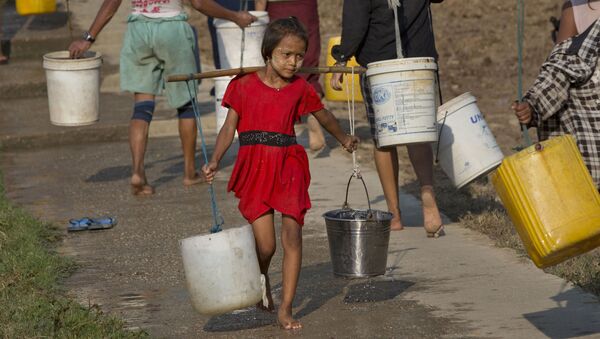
[120, 14, 199, 109]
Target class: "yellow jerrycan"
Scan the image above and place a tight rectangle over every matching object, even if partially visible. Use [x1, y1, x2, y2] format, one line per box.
[16, 0, 56, 16]
[324, 37, 363, 102]
[491, 135, 600, 268]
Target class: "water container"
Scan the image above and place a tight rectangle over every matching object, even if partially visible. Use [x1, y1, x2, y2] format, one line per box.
[16, 0, 56, 15]
[180, 225, 264, 315]
[491, 135, 600, 268]
[214, 11, 269, 69]
[436, 92, 504, 188]
[323, 174, 393, 278]
[366, 58, 438, 147]
[214, 76, 233, 134]
[324, 36, 363, 103]
[43, 51, 102, 126]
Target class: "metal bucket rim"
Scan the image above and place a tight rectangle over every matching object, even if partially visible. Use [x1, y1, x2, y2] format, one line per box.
[323, 208, 393, 222]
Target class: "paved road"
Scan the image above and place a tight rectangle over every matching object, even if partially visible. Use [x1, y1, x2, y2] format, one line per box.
[1, 4, 599, 338]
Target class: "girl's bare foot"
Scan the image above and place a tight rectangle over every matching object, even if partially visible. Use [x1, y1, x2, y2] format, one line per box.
[131, 175, 154, 196]
[390, 215, 404, 231]
[256, 275, 275, 312]
[421, 186, 443, 236]
[278, 306, 302, 330]
[183, 172, 205, 187]
[256, 294, 274, 312]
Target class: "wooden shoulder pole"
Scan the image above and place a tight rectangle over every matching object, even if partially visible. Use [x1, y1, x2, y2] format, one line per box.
[166, 66, 366, 82]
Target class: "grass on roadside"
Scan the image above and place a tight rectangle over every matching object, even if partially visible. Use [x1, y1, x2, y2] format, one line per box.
[0, 180, 145, 337]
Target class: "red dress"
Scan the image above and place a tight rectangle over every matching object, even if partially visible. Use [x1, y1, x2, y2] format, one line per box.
[222, 73, 324, 225]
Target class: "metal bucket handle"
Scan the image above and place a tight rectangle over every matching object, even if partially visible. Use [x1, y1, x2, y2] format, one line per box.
[342, 173, 374, 219]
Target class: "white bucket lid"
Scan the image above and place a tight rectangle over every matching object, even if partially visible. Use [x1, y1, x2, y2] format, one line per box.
[366, 57, 437, 77]
[436, 92, 477, 122]
[214, 11, 269, 29]
[43, 51, 102, 71]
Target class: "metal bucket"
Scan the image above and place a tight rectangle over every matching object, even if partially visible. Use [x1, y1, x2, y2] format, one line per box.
[323, 174, 393, 278]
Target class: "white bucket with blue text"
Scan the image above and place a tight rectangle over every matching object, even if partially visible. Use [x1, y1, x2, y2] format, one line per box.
[435, 92, 504, 188]
[366, 58, 438, 147]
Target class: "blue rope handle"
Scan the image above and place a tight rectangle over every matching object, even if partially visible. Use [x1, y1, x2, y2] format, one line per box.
[517, 0, 533, 147]
[185, 78, 224, 233]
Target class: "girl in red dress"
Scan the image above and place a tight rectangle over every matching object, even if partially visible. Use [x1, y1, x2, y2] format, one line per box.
[203, 17, 358, 330]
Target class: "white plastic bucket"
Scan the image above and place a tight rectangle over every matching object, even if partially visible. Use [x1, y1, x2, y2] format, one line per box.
[435, 92, 504, 188]
[214, 11, 269, 69]
[43, 51, 102, 126]
[214, 76, 233, 134]
[180, 224, 264, 315]
[366, 58, 438, 147]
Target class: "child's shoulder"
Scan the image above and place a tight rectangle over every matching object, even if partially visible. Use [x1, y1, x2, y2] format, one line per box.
[230, 72, 258, 86]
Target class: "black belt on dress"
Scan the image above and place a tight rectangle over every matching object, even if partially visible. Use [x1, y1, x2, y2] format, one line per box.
[239, 130, 297, 147]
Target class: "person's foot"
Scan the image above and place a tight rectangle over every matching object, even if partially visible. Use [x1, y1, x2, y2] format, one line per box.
[278, 306, 302, 330]
[256, 275, 274, 312]
[307, 115, 325, 151]
[421, 186, 444, 237]
[131, 175, 154, 196]
[0, 40, 10, 65]
[131, 183, 154, 196]
[183, 172, 205, 187]
[390, 213, 404, 231]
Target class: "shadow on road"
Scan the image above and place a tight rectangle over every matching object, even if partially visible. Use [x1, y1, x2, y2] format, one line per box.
[203, 262, 415, 332]
[523, 287, 600, 339]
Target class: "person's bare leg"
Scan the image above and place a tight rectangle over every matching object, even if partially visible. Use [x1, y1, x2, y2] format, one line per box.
[178, 118, 203, 186]
[278, 215, 302, 330]
[307, 115, 325, 151]
[407, 143, 443, 236]
[252, 212, 276, 312]
[130, 93, 155, 195]
[374, 147, 403, 230]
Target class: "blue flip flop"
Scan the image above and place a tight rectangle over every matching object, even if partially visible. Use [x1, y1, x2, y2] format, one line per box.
[68, 217, 92, 232]
[87, 217, 117, 230]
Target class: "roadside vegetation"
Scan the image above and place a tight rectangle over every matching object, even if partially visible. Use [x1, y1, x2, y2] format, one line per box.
[0, 178, 145, 338]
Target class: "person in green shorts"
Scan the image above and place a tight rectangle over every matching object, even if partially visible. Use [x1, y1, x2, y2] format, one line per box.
[69, 0, 256, 195]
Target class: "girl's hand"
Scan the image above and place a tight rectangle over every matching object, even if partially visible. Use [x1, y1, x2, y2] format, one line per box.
[511, 101, 532, 124]
[342, 134, 359, 153]
[202, 161, 219, 184]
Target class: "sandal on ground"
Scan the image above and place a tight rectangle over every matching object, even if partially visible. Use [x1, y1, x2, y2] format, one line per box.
[426, 224, 445, 238]
[87, 217, 117, 230]
[68, 217, 92, 232]
[68, 217, 117, 232]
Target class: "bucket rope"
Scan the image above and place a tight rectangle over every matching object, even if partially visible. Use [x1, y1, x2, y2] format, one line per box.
[239, 0, 249, 68]
[517, 0, 533, 147]
[65, 0, 73, 41]
[389, 0, 404, 58]
[344, 66, 359, 177]
[185, 79, 225, 233]
[342, 67, 373, 219]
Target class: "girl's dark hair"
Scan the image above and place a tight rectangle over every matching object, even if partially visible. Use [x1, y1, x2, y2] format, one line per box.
[261, 17, 308, 61]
